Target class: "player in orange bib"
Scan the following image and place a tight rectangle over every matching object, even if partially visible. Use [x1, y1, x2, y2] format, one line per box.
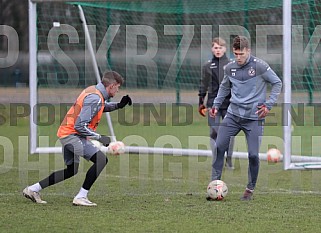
[23, 71, 132, 206]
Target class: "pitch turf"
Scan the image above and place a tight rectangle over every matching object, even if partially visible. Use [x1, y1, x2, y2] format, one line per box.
[1, 104, 321, 232]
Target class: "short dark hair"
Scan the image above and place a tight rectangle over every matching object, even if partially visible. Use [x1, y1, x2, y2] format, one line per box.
[101, 71, 124, 87]
[232, 36, 250, 50]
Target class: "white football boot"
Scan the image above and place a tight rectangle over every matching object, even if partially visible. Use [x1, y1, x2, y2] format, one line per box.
[72, 197, 97, 207]
[23, 187, 47, 204]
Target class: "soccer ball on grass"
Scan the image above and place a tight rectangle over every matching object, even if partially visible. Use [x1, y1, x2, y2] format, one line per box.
[207, 180, 228, 201]
[108, 141, 126, 155]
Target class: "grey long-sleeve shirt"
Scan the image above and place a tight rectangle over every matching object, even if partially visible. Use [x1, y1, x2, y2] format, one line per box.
[74, 82, 118, 139]
[213, 55, 282, 120]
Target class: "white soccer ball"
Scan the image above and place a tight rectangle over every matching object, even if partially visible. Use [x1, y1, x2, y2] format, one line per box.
[90, 139, 102, 149]
[207, 180, 228, 201]
[108, 141, 126, 155]
[267, 148, 282, 163]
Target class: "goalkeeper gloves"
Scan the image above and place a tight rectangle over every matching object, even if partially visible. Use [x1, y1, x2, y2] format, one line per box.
[198, 104, 206, 117]
[198, 96, 206, 117]
[98, 135, 111, 147]
[117, 95, 132, 109]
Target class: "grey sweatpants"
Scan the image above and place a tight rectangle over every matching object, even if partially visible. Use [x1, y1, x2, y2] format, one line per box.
[208, 109, 234, 158]
[211, 113, 264, 190]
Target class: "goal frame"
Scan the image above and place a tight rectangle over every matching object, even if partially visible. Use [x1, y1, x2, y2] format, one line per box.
[29, 0, 116, 154]
[282, 0, 321, 169]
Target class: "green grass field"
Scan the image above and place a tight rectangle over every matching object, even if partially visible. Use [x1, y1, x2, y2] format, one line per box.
[1, 104, 321, 232]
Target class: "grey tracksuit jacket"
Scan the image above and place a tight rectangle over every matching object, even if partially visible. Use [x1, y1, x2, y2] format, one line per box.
[213, 55, 282, 120]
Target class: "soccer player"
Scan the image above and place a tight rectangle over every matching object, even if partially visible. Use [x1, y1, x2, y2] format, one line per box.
[198, 37, 235, 170]
[209, 36, 282, 201]
[23, 71, 132, 206]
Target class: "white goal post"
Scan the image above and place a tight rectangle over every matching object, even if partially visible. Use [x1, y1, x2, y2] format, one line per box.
[282, 0, 321, 169]
[28, 0, 321, 169]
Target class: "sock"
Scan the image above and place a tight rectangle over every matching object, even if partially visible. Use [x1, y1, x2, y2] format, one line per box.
[246, 188, 254, 193]
[75, 187, 89, 199]
[28, 183, 42, 192]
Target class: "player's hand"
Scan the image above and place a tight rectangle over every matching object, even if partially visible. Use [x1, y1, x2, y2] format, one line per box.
[198, 104, 206, 117]
[117, 95, 132, 108]
[256, 104, 269, 119]
[209, 107, 218, 118]
[98, 135, 111, 147]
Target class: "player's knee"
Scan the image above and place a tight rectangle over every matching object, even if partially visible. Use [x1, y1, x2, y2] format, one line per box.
[65, 163, 79, 178]
[217, 148, 226, 157]
[210, 130, 218, 140]
[216, 141, 229, 154]
[248, 154, 259, 166]
[96, 151, 108, 166]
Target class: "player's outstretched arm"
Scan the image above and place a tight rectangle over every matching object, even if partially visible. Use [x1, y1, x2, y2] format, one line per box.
[117, 95, 132, 109]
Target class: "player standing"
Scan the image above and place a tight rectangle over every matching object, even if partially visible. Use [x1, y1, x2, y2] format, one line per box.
[209, 36, 282, 200]
[198, 37, 235, 173]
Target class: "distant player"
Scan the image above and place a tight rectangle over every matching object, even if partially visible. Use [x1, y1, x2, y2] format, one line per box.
[209, 36, 282, 201]
[23, 71, 132, 206]
[198, 37, 235, 173]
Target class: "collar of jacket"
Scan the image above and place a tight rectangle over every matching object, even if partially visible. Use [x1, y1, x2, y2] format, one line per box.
[212, 54, 227, 62]
[95, 82, 109, 100]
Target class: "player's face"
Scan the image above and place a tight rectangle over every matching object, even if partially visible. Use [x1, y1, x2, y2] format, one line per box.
[212, 43, 226, 58]
[107, 83, 120, 97]
[233, 47, 251, 65]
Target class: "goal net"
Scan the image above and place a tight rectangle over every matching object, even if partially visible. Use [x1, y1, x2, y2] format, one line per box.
[29, 0, 321, 168]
